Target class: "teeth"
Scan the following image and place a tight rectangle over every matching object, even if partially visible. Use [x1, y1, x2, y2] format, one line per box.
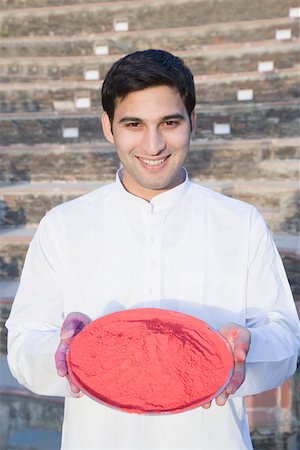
[139, 157, 167, 166]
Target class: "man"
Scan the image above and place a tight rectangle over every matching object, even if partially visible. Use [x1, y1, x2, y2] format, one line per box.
[6, 50, 300, 450]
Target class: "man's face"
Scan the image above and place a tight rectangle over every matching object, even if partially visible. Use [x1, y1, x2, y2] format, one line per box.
[102, 85, 195, 201]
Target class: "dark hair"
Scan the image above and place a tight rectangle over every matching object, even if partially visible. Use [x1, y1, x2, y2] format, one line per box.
[101, 49, 195, 123]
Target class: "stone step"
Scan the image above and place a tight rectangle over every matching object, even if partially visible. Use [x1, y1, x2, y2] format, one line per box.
[0, 0, 122, 9]
[0, 0, 294, 38]
[0, 226, 298, 299]
[0, 181, 103, 225]
[0, 100, 299, 145]
[6, 429, 61, 450]
[1, 17, 299, 58]
[0, 141, 119, 182]
[1, 67, 299, 114]
[0, 298, 16, 356]
[0, 280, 19, 300]
[0, 137, 298, 183]
[230, 181, 300, 235]
[0, 383, 63, 449]
[2, 178, 296, 232]
[1, 39, 299, 84]
[0, 226, 36, 280]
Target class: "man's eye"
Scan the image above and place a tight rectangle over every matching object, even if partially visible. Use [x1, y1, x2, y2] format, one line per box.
[127, 122, 141, 128]
[164, 121, 179, 127]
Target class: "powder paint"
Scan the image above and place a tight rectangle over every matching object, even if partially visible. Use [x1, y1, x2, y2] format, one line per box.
[67, 308, 234, 414]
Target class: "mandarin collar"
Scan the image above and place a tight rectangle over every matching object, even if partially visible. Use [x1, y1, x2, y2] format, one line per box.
[115, 168, 190, 213]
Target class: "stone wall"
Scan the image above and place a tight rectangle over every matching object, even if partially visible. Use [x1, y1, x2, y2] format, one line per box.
[0, 0, 299, 448]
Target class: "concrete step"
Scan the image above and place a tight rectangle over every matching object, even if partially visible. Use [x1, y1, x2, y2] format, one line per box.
[0, 0, 293, 38]
[0, 179, 235, 227]
[6, 429, 61, 450]
[0, 206, 299, 276]
[0, 374, 63, 449]
[230, 181, 300, 235]
[0, 141, 119, 182]
[1, 39, 299, 84]
[0, 280, 19, 299]
[0, 100, 299, 145]
[0, 181, 103, 225]
[0, 229, 299, 355]
[0, 226, 35, 280]
[0, 300, 15, 356]
[1, 17, 299, 58]
[0, 0, 123, 9]
[1, 67, 299, 114]
[0, 281, 19, 355]
[0, 179, 298, 228]
[0, 137, 298, 183]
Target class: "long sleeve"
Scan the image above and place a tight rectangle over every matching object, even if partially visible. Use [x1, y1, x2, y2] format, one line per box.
[235, 208, 300, 397]
[6, 211, 73, 397]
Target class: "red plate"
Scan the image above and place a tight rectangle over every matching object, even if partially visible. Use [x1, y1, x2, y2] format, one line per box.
[67, 308, 234, 414]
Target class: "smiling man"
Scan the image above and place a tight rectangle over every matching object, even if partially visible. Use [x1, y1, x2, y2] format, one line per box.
[101, 85, 195, 200]
[6, 50, 300, 450]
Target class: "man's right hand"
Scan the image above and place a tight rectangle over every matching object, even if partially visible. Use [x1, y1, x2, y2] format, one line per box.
[55, 312, 91, 395]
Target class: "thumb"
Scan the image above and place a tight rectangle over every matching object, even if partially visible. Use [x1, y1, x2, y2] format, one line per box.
[60, 312, 91, 341]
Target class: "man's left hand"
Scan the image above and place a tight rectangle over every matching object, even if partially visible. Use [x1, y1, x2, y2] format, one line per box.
[202, 323, 251, 409]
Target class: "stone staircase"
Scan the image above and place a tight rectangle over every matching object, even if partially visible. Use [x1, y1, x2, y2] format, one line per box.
[0, 0, 299, 448]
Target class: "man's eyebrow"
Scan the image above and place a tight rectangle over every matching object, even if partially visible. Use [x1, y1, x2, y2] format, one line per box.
[118, 114, 186, 124]
[118, 116, 142, 124]
[161, 114, 186, 121]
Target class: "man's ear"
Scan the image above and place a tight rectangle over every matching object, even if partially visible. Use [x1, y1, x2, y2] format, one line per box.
[101, 112, 114, 144]
[190, 110, 196, 137]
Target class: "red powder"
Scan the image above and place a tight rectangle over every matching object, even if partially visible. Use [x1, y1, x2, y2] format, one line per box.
[67, 308, 234, 414]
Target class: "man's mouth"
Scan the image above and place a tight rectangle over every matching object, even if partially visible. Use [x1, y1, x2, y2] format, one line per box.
[137, 156, 170, 167]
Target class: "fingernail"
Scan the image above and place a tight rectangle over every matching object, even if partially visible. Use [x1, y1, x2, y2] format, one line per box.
[61, 329, 74, 340]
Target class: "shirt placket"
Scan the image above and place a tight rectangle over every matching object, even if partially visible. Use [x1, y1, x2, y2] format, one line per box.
[143, 204, 163, 302]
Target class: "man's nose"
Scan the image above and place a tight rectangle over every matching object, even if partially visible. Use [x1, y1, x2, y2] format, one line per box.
[141, 128, 166, 155]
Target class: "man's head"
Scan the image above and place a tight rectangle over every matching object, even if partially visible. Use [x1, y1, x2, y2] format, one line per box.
[101, 49, 196, 201]
[101, 49, 195, 125]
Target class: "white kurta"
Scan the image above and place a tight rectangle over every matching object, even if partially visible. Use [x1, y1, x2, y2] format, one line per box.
[6, 171, 300, 450]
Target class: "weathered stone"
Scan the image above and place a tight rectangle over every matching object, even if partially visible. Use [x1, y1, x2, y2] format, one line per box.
[0, 392, 63, 449]
[0, 0, 294, 38]
[0, 0, 121, 8]
[1, 46, 299, 84]
[1, 72, 299, 113]
[0, 2, 299, 448]
[0, 139, 298, 183]
[1, 21, 299, 58]
[0, 303, 10, 355]
[0, 243, 28, 280]
[0, 101, 299, 145]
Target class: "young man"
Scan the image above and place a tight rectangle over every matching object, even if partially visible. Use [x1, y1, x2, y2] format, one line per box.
[6, 50, 300, 450]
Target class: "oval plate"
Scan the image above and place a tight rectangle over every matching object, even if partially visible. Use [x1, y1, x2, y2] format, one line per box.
[67, 308, 234, 414]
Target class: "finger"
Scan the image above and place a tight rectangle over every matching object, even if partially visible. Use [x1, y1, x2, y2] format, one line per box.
[215, 390, 229, 407]
[61, 313, 91, 341]
[226, 362, 245, 395]
[67, 375, 82, 395]
[233, 335, 250, 363]
[201, 401, 212, 409]
[55, 340, 69, 377]
[234, 345, 247, 363]
[66, 375, 84, 398]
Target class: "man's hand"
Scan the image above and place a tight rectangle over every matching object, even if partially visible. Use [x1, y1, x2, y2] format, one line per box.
[202, 323, 251, 409]
[55, 312, 91, 395]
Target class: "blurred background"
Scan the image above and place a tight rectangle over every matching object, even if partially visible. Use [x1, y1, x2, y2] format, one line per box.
[0, 0, 299, 449]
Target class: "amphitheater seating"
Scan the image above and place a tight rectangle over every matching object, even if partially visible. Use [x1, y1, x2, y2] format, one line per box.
[1, 68, 299, 114]
[0, 0, 299, 448]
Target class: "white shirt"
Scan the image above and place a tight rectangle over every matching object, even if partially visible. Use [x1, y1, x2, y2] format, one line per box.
[6, 170, 300, 450]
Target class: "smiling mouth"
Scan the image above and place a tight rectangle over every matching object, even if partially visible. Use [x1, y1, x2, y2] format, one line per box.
[137, 156, 170, 167]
